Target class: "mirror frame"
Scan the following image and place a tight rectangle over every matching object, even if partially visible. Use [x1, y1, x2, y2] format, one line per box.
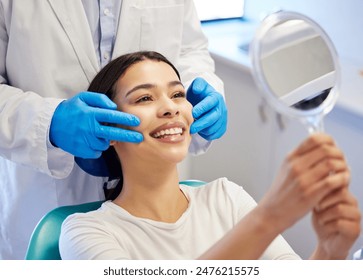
[250, 11, 341, 122]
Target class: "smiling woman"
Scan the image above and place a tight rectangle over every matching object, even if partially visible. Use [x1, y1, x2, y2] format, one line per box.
[80, 51, 193, 200]
[59, 51, 360, 260]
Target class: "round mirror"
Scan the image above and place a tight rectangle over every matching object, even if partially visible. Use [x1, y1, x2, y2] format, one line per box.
[250, 11, 341, 133]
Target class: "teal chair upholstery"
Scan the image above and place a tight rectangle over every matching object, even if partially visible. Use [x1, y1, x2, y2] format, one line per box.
[25, 200, 103, 260]
[25, 180, 206, 260]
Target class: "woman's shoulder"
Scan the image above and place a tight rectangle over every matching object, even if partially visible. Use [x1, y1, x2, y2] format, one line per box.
[61, 201, 116, 228]
[181, 177, 248, 202]
[184, 177, 244, 192]
[211, 177, 244, 188]
[180, 178, 256, 223]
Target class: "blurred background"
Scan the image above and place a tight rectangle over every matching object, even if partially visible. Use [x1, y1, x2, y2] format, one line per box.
[178, 0, 363, 259]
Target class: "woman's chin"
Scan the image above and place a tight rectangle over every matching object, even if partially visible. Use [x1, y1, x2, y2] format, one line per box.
[159, 149, 189, 165]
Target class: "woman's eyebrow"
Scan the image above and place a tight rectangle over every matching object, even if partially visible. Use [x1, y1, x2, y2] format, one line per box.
[125, 84, 156, 97]
[168, 80, 184, 88]
[125, 81, 184, 97]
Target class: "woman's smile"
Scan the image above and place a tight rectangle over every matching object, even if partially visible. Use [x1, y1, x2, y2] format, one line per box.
[150, 121, 186, 143]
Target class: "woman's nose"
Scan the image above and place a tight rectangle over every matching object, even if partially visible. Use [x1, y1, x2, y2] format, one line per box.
[158, 98, 179, 117]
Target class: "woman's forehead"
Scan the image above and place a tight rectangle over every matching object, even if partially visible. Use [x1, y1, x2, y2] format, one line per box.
[116, 60, 181, 93]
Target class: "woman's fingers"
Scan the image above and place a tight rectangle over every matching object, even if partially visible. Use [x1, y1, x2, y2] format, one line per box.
[287, 135, 346, 178]
[317, 186, 352, 212]
[290, 159, 349, 190]
[288, 133, 336, 158]
[315, 191, 360, 222]
[284, 133, 349, 198]
[263, 133, 353, 231]
[285, 170, 350, 212]
[313, 192, 361, 242]
[314, 218, 361, 240]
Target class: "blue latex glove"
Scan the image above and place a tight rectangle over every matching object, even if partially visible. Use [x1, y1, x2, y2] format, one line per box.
[50, 92, 143, 158]
[187, 77, 227, 140]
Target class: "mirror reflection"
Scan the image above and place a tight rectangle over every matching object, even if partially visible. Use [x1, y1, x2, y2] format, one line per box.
[260, 19, 335, 109]
[250, 11, 340, 132]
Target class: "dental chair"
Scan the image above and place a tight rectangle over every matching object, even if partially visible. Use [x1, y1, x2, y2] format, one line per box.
[25, 180, 206, 260]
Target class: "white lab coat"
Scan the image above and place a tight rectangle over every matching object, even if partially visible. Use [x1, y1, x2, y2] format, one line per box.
[0, 0, 224, 259]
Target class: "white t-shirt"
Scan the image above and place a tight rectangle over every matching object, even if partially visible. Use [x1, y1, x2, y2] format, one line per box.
[59, 178, 301, 260]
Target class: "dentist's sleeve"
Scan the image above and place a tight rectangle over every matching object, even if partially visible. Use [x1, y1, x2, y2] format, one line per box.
[0, 9, 73, 178]
[177, 0, 225, 155]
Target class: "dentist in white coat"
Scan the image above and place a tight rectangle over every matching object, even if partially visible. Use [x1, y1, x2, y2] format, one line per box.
[0, 0, 227, 259]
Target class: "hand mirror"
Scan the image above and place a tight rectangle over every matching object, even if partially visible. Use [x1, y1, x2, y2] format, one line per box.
[250, 11, 340, 133]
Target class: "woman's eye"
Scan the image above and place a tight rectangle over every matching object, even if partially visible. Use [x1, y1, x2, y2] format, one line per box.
[172, 91, 186, 99]
[136, 95, 152, 103]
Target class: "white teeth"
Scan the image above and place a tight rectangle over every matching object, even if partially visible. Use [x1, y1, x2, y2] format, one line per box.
[153, 127, 183, 138]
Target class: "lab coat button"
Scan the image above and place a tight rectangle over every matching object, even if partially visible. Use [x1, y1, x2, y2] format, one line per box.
[104, 8, 111, 16]
[103, 52, 110, 60]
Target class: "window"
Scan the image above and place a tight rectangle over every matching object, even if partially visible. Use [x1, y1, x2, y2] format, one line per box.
[194, 0, 245, 21]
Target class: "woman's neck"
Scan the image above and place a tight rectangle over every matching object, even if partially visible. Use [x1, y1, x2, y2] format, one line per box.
[112, 162, 188, 223]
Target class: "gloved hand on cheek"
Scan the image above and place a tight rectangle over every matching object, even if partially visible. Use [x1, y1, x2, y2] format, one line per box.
[50, 91, 143, 159]
[187, 77, 227, 141]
